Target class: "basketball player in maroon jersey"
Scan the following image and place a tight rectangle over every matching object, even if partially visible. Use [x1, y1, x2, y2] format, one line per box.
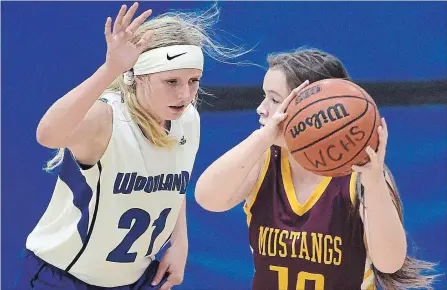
[195, 49, 437, 289]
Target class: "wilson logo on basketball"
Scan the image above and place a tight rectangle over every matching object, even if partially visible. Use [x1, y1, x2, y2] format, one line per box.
[289, 103, 350, 138]
[284, 78, 381, 177]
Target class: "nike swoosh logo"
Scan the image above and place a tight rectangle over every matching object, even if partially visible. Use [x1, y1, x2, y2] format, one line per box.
[167, 52, 187, 60]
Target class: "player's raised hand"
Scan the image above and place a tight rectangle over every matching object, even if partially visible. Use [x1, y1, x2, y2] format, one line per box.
[352, 117, 389, 184]
[261, 80, 310, 142]
[104, 2, 153, 75]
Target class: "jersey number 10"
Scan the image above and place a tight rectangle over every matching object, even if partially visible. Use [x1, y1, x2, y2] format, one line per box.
[106, 208, 172, 263]
[270, 265, 324, 290]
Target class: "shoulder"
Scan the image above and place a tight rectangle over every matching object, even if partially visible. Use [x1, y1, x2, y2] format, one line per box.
[97, 91, 130, 129]
[98, 91, 123, 105]
[338, 171, 360, 205]
[322, 171, 359, 205]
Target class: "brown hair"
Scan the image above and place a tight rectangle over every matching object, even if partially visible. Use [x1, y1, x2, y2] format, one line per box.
[267, 48, 440, 289]
[353, 167, 440, 289]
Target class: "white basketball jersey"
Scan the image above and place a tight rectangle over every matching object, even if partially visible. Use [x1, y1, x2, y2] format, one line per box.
[26, 93, 200, 287]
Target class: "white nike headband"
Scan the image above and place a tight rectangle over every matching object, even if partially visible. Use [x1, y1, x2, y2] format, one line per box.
[123, 45, 204, 85]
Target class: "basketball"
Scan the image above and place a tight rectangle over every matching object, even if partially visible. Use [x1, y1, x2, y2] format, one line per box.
[283, 79, 381, 177]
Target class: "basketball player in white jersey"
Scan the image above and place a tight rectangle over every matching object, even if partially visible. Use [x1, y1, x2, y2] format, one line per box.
[16, 3, 245, 290]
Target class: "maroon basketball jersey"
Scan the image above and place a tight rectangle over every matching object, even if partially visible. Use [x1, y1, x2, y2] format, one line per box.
[244, 146, 375, 290]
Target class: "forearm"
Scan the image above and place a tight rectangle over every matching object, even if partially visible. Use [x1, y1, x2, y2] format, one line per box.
[363, 176, 407, 273]
[36, 63, 118, 147]
[170, 199, 188, 251]
[195, 129, 272, 209]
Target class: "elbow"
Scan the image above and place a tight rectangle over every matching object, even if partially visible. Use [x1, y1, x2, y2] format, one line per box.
[195, 180, 232, 213]
[36, 122, 63, 149]
[36, 124, 49, 147]
[373, 243, 407, 274]
[374, 258, 405, 274]
[195, 189, 228, 213]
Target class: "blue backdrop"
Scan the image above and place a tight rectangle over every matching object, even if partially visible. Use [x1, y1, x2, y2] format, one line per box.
[2, 1, 446, 289]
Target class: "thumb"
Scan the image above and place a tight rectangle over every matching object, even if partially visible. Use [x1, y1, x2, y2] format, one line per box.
[152, 262, 169, 286]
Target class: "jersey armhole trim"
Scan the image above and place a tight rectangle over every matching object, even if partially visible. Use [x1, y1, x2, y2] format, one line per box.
[362, 256, 376, 289]
[65, 161, 103, 272]
[349, 171, 358, 205]
[243, 148, 271, 226]
[96, 97, 120, 165]
[349, 171, 372, 265]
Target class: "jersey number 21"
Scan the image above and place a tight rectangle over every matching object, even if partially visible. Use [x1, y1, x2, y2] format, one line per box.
[106, 208, 172, 263]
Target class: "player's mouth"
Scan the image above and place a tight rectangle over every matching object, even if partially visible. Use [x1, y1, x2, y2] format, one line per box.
[169, 105, 186, 113]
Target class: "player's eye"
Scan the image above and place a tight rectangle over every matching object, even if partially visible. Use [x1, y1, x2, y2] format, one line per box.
[166, 79, 178, 85]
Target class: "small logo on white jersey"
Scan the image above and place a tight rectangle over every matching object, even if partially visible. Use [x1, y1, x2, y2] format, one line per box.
[179, 136, 186, 145]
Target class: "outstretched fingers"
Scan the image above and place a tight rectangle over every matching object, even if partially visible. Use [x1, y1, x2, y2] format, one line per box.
[127, 9, 153, 35]
[278, 80, 310, 114]
[104, 17, 112, 43]
[113, 4, 128, 33]
[121, 2, 139, 29]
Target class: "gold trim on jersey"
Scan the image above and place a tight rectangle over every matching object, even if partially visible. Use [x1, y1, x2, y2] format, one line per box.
[350, 172, 358, 204]
[361, 256, 376, 289]
[243, 149, 271, 226]
[280, 148, 332, 216]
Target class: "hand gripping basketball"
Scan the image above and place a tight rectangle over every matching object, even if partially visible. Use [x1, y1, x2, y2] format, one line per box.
[282, 79, 381, 177]
[352, 117, 388, 184]
[104, 2, 154, 75]
[261, 80, 310, 143]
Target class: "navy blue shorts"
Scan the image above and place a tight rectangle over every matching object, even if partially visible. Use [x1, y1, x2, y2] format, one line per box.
[13, 250, 169, 290]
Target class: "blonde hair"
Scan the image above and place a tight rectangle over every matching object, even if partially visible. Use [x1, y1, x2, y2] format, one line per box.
[44, 4, 249, 172]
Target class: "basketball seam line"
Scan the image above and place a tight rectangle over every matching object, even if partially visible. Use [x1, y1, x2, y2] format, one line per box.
[289, 98, 374, 153]
[301, 104, 378, 172]
[284, 95, 376, 132]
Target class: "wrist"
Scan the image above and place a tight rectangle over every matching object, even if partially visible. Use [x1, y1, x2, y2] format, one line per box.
[361, 176, 389, 203]
[170, 238, 188, 250]
[361, 171, 386, 188]
[170, 228, 188, 249]
[254, 128, 275, 148]
[100, 62, 124, 80]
